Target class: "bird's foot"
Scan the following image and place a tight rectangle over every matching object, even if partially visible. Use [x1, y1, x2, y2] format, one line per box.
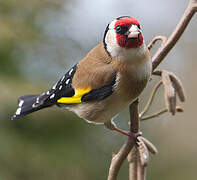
[131, 131, 142, 145]
[112, 127, 131, 137]
[104, 122, 142, 144]
[129, 131, 142, 146]
[112, 127, 142, 142]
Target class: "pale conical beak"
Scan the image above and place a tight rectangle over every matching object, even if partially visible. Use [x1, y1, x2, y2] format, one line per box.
[127, 25, 141, 39]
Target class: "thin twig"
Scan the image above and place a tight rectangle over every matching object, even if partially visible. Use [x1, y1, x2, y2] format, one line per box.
[147, 36, 167, 51]
[140, 70, 184, 119]
[141, 106, 184, 121]
[139, 81, 162, 118]
[141, 108, 168, 121]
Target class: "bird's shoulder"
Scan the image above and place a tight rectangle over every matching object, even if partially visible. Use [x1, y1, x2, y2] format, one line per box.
[72, 43, 116, 90]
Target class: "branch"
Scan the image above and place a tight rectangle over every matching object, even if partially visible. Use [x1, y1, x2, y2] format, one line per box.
[128, 147, 138, 180]
[152, 0, 197, 70]
[107, 100, 139, 180]
[128, 137, 157, 180]
[128, 100, 144, 180]
[107, 138, 135, 180]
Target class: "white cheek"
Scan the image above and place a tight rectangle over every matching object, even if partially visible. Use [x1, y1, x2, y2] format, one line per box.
[109, 20, 116, 29]
[105, 20, 121, 57]
[105, 30, 120, 57]
[105, 20, 147, 60]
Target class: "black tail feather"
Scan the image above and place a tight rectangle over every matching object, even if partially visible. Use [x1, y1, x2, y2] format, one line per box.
[12, 94, 50, 120]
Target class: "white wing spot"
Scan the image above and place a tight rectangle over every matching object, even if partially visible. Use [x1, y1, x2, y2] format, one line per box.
[18, 100, 24, 107]
[46, 91, 50, 95]
[66, 79, 70, 85]
[36, 97, 40, 103]
[15, 108, 21, 115]
[69, 68, 73, 75]
[59, 85, 63, 90]
[32, 103, 37, 108]
[61, 76, 65, 82]
[52, 83, 57, 90]
[50, 94, 55, 99]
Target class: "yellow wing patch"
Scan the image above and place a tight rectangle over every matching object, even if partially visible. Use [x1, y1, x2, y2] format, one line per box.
[57, 87, 91, 104]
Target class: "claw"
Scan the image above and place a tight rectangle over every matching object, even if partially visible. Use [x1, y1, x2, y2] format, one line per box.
[132, 131, 142, 140]
[112, 127, 142, 144]
[131, 131, 142, 146]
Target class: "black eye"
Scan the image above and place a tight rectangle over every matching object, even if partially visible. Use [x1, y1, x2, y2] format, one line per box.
[115, 26, 121, 33]
[115, 26, 128, 34]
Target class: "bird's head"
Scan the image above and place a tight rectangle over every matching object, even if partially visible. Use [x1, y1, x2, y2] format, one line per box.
[103, 16, 145, 59]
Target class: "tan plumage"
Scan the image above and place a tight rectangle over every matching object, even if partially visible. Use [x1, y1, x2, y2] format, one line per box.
[69, 42, 151, 129]
[72, 43, 115, 89]
[12, 16, 152, 135]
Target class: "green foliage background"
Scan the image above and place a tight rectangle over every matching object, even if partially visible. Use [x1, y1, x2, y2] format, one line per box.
[0, 0, 197, 179]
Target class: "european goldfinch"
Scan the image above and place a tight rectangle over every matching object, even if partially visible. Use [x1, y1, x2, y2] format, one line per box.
[12, 16, 152, 136]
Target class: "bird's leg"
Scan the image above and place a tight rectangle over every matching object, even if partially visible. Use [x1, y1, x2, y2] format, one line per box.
[112, 127, 131, 137]
[104, 121, 142, 141]
[104, 121, 130, 136]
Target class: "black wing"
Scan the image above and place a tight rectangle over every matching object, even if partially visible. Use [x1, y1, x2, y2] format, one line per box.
[81, 72, 116, 102]
[34, 64, 78, 106]
[12, 64, 77, 120]
[12, 64, 117, 120]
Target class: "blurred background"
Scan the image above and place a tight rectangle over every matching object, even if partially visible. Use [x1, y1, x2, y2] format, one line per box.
[0, 0, 196, 179]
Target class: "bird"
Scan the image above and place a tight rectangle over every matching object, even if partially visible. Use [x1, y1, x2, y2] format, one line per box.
[12, 16, 152, 137]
